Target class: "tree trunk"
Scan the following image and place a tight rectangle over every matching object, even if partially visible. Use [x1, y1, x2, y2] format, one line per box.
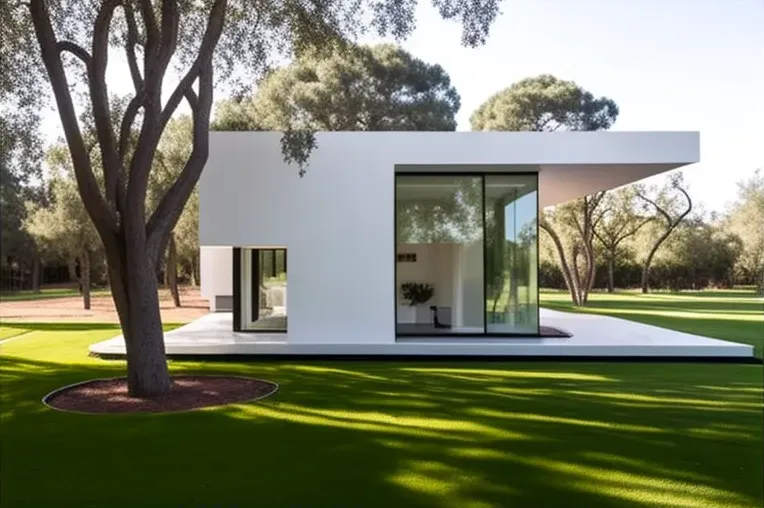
[107, 239, 172, 397]
[191, 252, 200, 287]
[167, 233, 181, 307]
[641, 231, 671, 294]
[32, 258, 41, 293]
[607, 257, 614, 293]
[81, 250, 91, 310]
[68, 258, 82, 293]
[540, 220, 580, 306]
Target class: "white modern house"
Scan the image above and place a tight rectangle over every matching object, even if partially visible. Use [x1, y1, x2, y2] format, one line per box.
[89, 130, 754, 359]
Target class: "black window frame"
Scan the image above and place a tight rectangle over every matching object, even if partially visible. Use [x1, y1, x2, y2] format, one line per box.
[232, 247, 288, 333]
[394, 170, 540, 338]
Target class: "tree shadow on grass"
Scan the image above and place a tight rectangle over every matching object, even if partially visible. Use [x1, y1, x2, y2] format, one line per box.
[1, 355, 762, 508]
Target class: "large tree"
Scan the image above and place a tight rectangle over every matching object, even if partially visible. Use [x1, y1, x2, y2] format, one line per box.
[214, 43, 460, 131]
[471, 74, 619, 305]
[635, 172, 692, 294]
[593, 187, 651, 293]
[19, 0, 502, 396]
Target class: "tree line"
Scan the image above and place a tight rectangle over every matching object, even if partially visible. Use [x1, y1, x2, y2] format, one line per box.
[9, 42, 762, 312]
[2, 0, 759, 396]
[539, 171, 764, 302]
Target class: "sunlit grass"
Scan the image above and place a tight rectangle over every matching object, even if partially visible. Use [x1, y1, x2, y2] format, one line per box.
[1, 325, 762, 507]
[540, 288, 764, 358]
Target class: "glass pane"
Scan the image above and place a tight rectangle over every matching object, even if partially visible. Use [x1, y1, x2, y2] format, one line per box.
[484, 174, 539, 334]
[241, 248, 287, 331]
[395, 175, 484, 334]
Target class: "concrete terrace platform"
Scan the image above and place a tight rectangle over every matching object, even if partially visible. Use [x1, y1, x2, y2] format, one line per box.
[89, 309, 755, 360]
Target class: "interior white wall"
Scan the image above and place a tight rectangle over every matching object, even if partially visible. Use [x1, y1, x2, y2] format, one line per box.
[396, 243, 456, 324]
[459, 241, 484, 329]
[200, 131, 699, 343]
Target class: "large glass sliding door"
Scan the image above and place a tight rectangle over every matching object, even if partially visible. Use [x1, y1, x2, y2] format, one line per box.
[394, 172, 538, 336]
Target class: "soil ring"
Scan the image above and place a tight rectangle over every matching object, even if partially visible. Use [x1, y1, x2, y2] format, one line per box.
[42, 375, 278, 414]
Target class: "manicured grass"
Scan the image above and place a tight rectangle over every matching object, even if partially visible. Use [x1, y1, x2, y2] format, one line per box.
[541, 289, 764, 358]
[1, 324, 762, 507]
[0, 324, 30, 341]
[0, 288, 109, 302]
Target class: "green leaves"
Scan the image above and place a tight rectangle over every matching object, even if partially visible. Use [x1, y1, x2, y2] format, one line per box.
[470, 74, 619, 132]
[214, 43, 460, 134]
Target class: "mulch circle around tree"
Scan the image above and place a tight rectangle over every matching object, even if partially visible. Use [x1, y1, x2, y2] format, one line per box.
[43, 376, 278, 414]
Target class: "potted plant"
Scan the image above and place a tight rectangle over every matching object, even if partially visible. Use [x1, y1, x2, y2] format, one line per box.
[400, 282, 434, 324]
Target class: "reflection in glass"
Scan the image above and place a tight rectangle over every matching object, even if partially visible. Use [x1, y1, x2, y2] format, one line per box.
[395, 175, 484, 334]
[240, 248, 287, 331]
[484, 175, 538, 333]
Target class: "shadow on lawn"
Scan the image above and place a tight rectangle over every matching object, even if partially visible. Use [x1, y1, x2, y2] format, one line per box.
[1, 355, 762, 508]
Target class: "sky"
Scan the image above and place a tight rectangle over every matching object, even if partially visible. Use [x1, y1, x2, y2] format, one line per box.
[39, 0, 764, 213]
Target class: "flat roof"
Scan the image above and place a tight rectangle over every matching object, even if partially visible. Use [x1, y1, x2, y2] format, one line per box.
[204, 130, 699, 208]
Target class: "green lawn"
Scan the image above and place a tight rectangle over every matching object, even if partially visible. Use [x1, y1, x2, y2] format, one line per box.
[1, 323, 762, 507]
[541, 289, 764, 358]
[0, 287, 110, 302]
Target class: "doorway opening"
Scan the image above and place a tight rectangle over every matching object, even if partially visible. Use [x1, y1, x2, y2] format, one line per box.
[233, 248, 287, 332]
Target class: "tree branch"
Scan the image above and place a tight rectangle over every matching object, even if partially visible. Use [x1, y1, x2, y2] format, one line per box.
[636, 191, 672, 225]
[158, 0, 226, 130]
[124, 2, 144, 91]
[617, 217, 652, 244]
[152, 0, 180, 86]
[28, 0, 117, 238]
[540, 216, 580, 306]
[57, 41, 92, 69]
[139, 0, 159, 76]
[124, 0, 184, 219]
[118, 95, 143, 163]
[89, 0, 122, 207]
[146, 60, 214, 265]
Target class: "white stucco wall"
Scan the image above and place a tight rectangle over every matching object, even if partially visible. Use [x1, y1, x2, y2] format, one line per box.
[199, 246, 232, 311]
[200, 131, 699, 343]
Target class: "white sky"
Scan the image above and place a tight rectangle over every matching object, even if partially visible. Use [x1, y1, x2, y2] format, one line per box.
[40, 0, 764, 213]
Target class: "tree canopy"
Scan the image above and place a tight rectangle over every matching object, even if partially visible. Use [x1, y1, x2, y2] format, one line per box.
[470, 74, 619, 131]
[14, 0, 504, 396]
[726, 169, 764, 294]
[214, 43, 461, 132]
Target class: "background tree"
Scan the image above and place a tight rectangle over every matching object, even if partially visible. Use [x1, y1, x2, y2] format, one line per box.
[593, 187, 651, 293]
[635, 172, 692, 293]
[151, 115, 195, 307]
[21, 0, 502, 396]
[471, 74, 619, 306]
[470, 74, 619, 132]
[214, 43, 460, 132]
[540, 193, 606, 306]
[24, 149, 102, 309]
[1, 2, 46, 291]
[725, 169, 764, 294]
